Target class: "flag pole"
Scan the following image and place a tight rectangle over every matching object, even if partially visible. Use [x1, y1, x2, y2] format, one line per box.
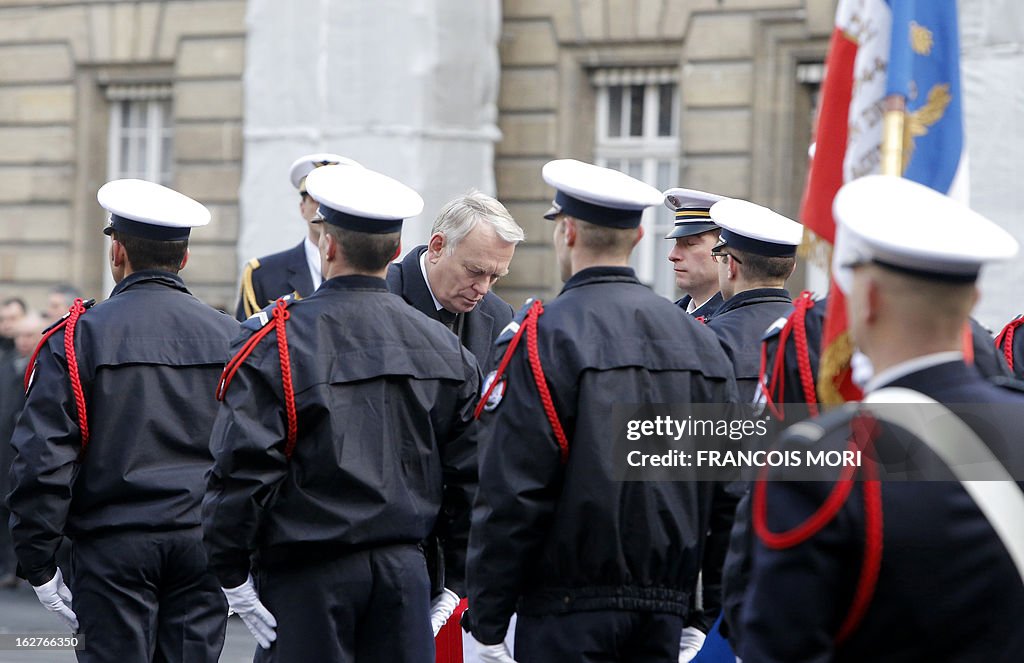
[881, 95, 907, 176]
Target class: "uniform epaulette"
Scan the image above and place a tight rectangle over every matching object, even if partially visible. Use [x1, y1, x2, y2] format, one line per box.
[241, 293, 296, 332]
[760, 314, 789, 342]
[218, 297, 300, 457]
[25, 298, 96, 453]
[995, 314, 1024, 374]
[239, 257, 262, 320]
[493, 298, 536, 347]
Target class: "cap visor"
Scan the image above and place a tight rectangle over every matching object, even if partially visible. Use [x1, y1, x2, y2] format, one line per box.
[664, 222, 719, 240]
[543, 204, 560, 221]
[102, 225, 114, 236]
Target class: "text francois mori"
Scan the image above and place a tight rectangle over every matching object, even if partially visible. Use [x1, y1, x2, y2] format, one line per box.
[624, 416, 862, 469]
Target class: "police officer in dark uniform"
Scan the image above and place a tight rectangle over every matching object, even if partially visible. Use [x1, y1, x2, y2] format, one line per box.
[742, 175, 1024, 662]
[234, 153, 360, 320]
[386, 190, 524, 377]
[706, 198, 803, 404]
[663, 187, 726, 321]
[7, 179, 238, 662]
[203, 164, 480, 661]
[464, 159, 739, 663]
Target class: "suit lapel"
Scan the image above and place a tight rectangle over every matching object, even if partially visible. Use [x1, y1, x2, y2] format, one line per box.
[462, 303, 495, 366]
[401, 246, 443, 322]
[286, 242, 315, 298]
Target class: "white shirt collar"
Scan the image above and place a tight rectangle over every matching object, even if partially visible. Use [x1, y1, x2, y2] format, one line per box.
[304, 236, 322, 290]
[419, 250, 444, 312]
[686, 294, 714, 314]
[864, 351, 964, 394]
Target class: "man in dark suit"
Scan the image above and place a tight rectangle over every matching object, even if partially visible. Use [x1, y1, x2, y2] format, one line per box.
[386, 191, 524, 371]
[235, 153, 360, 320]
[742, 175, 1024, 663]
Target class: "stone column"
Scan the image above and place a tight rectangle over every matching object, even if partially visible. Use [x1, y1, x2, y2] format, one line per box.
[238, 0, 502, 266]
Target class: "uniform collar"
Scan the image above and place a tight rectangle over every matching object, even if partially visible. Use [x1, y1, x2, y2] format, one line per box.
[716, 287, 790, 315]
[110, 270, 189, 297]
[319, 274, 389, 293]
[560, 266, 640, 294]
[865, 352, 965, 393]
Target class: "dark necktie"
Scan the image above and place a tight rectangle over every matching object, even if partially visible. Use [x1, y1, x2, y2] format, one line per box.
[438, 308, 458, 332]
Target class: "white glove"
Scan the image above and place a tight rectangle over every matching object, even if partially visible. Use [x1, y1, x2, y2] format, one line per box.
[471, 634, 517, 663]
[31, 568, 78, 632]
[678, 626, 707, 663]
[430, 587, 460, 637]
[222, 575, 277, 649]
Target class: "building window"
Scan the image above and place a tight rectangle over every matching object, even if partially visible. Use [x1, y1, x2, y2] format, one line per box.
[592, 68, 679, 299]
[105, 84, 174, 184]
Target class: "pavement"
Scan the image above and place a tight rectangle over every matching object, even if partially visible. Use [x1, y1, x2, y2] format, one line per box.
[0, 582, 257, 662]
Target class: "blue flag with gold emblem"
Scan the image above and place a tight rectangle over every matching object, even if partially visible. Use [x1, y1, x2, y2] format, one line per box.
[885, 0, 965, 195]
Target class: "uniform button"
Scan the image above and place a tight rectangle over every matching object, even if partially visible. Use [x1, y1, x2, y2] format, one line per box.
[563, 596, 570, 604]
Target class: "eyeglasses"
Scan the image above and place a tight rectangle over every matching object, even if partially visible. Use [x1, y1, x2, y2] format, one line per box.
[711, 249, 742, 264]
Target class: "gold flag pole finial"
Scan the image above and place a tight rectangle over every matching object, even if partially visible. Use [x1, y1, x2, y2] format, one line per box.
[881, 95, 907, 176]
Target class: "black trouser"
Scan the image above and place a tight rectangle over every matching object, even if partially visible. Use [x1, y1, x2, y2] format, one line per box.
[515, 610, 684, 663]
[254, 544, 432, 662]
[71, 529, 227, 663]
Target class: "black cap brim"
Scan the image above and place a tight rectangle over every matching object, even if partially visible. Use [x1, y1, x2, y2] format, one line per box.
[664, 222, 720, 239]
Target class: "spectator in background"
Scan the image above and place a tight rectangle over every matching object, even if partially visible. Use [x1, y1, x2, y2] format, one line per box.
[0, 310, 45, 588]
[45, 284, 83, 324]
[0, 296, 27, 360]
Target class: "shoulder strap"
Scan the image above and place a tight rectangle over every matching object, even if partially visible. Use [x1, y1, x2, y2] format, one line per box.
[757, 290, 819, 421]
[995, 315, 1024, 373]
[864, 387, 1024, 583]
[25, 298, 95, 454]
[473, 299, 569, 464]
[217, 298, 299, 458]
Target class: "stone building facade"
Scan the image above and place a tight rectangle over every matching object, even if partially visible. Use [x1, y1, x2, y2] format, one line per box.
[0, 0, 246, 309]
[0, 0, 835, 310]
[495, 0, 836, 302]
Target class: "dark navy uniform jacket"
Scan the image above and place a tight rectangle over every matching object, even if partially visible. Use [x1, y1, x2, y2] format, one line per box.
[675, 291, 724, 322]
[708, 287, 793, 404]
[203, 275, 481, 590]
[742, 360, 1024, 663]
[386, 245, 513, 371]
[235, 241, 314, 321]
[7, 271, 239, 586]
[465, 266, 739, 645]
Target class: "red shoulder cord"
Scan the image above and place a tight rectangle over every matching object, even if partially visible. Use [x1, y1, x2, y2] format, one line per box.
[24, 298, 91, 451]
[216, 299, 299, 458]
[995, 316, 1024, 373]
[757, 291, 818, 422]
[473, 300, 569, 464]
[752, 411, 883, 644]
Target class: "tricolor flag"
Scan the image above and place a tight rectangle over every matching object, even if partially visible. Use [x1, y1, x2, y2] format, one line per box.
[801, 0, 966, 404]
